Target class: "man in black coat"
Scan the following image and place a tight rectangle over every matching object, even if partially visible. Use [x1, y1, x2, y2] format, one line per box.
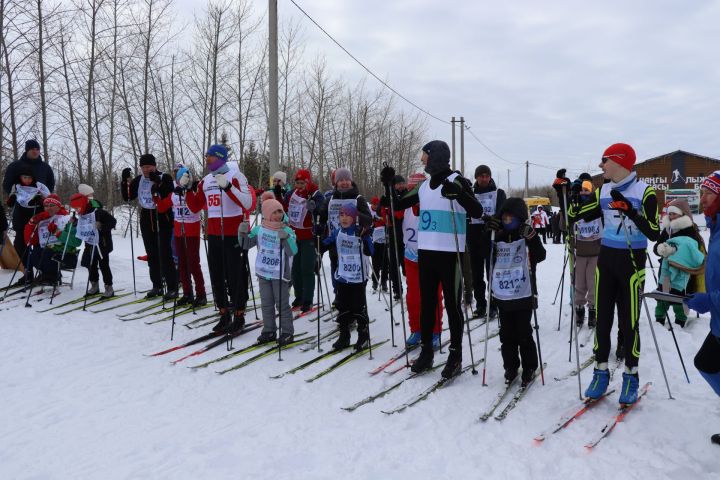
[3, 140, 55, 195]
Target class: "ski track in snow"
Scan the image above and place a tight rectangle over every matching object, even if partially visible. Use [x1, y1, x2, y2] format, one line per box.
[1, 214, 718, 479]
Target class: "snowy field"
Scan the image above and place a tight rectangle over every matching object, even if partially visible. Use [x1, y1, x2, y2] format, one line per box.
[1, 214, 718, 480]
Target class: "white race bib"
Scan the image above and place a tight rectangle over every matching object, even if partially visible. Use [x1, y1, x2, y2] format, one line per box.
[287, 193, 307, 228]
[336, 231, 369, 283]
[138, 177, 155, 209]
[77, 211, 99, 246]
[255, 228, 283, 279]
[372, 226, 386, 243]
[38, 215, 70, 247]
[492, 239, 532, 300]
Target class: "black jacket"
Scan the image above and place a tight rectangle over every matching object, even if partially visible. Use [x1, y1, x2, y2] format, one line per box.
[121, 172, 174, 230]
[318, 182, 372, 231]
[468, 178, 506, 248]
[3, 153, 55, 195]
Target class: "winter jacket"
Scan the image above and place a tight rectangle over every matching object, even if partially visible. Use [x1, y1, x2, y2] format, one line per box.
[284, 183, 324, 242]
[654, 215, 706, 293]
[467, 179, 506, 249]
[703, 213, 720, 336]
[317, 182, 373, 233]
[322, 223, 373, 284]
[3, 153, 55, 195]
[121, 172, 175, 230]
[659, 236, 705, 292]
[245, 225, 297, 283]
[86, 199, 117, 255]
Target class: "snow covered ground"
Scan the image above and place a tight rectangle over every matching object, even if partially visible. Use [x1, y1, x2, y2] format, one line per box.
[1, 214, 718, 480]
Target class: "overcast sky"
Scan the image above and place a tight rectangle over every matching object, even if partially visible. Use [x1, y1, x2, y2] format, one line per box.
[176, 0, 720, 187]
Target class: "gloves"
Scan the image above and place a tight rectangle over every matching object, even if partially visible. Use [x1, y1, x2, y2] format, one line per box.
[273, 184, 282, 197]
[685, 293, 711, 314]
[656, 243, 677, 258]
[307, 200, 317, 212]
[173, 186, 185, 196]
[47, 222, 58, 234]
[238, 221, 250, 235]
[148, 170, 161, 184]
[121, 167, 132, 181]
[214, 173, 230, 191]
[519, 222, 536, 240]
[150, 183, 159, 195]
[440, 179, 462, 199]
[609, 189, 637, 218]
[380, 165, 396, 185]
[178, 171, 191, 187]
[313, 223, 325, 237]
[277, 229, 289, 240]
[6, 195, 16, 207]
[485, 215, 502, 232]
[29, 194, 44, 207]
[190, 180, 200, 193]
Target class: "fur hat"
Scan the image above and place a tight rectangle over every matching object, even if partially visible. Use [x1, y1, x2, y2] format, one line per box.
[78, 184, 94, 197]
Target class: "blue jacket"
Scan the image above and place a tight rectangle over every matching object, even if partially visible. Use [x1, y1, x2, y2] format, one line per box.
[705, 214, 720, 336]
[660, 236, 705, 292]
[322, 223, 373, 284]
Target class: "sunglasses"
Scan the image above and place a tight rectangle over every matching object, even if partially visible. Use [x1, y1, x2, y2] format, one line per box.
[601, 153, 625, 164]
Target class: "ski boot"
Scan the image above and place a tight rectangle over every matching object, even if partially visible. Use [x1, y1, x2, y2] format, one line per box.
[505, 369, 518, 385]
[410, 346, 434, 373]
[291, 298, 302, 309]
[711, 434, 720, 445]
[441, 347, 462, 379]
[521, 369, 536, 388]
[163, 290, 179, 301]
[588, 307, 596, 328]
[278, 333, 295, 346]
[575, 306, 585, 327]
[177, 294, 194, 306]
[354, 326, 370, 351]
[489, 306, 499, 319]
[102, 285, 115, 298]
[473, 304, 487, 319]
[257, 331, 277, 344]
[675, 318, 687, 328]
[145, 287, 163, 299]
[332, 315, 351, 350]
[229, 311, 246, 333]
[619, 372, 639, 405]
[301, 302, 313, 313]
[655, 316, 666, 326]
[432, 333, 441, 351]
[212, 310, 232, 333]
[585, 367, 610, 399]
[406, 332, 422, 346]
[86, 282, 100, 296]
[193, 294, 208, 307]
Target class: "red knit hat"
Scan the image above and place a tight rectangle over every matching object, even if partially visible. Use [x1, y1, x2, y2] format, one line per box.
[70, 193, 89, 212]
[701, 170, 720, 195]
[295, 169, 312, 183]
[370, 196, 380, 205]
[43, 194, 62, 208]
[602, 143, 636, 171]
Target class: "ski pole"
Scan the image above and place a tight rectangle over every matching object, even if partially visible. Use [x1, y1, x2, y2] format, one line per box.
[617, 210, 674, 399]
[2, 222, 39, 300]
[481, 229, 496, 386]
[449, 197, 478, 375]
[552, 250, 568, 307]
[200, 210, 218, 312]
[278, 230, 284, 361]
[82, 244, 97, 311]
[313, 218, 323, 353]
[562, 185, 583, 400]
[126, 197, 137, 296]
[25, 229, 54, 308]
[528, 245, 545, 385]
[48, 213, 75, 305]
[382, 212, 397, 347]
[357, 225, 372, 359]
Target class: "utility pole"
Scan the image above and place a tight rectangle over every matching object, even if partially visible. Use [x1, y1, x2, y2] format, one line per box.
[524, 161, 529, 198]
[507, 168, 510, 191]
[268, 0, 279, 181]
[459, 117, 465, 176]
[451, 116, 456, 170]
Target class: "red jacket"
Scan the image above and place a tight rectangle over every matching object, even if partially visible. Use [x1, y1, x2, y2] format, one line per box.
[24, 208, 69, 245]
[287, 182, 322, 241]
[185, 177, 256, 236]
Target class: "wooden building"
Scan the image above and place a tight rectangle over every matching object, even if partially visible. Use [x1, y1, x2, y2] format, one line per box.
[591, 150, 720, 208]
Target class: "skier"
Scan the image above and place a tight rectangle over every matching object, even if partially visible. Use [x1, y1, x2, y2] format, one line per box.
[120, 154, 178, 300]
[240, 192, 297, 345]
[572, 180, 602, 328]
[321, 203, 373, 351]
[381, 140, 484, 378]
[567, 143, 659, 404]
[369, 197, 389, 292]
[378, 174, 407, 300]
[685, 171, 720, 445]
[402, 172, 443, 349]
[654, 199, 705, 328]
[531, 206, 549, 244]
[286, 169, 324, 312]
[70, 190, 117, 297]
[157, 165, 207, 308]
[23, 194, 75, 285]
[467, 164, 506, 319]
[485, 197, 545, 386]
[5, 165, 50, 284]
[185, 144, 256, 333]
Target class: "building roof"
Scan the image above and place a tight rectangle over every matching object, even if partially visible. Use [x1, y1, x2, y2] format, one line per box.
[639, 150, 720, 165]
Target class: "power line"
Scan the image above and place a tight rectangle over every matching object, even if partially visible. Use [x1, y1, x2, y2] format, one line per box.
[289, 0, 449, 125]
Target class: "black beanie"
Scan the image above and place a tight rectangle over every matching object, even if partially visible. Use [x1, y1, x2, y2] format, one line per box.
[474, 165, 491, 178]
[499, 197, 529, 222]
[25, 139, 40, 151]
[139, 154, 156, 166]
[579, 172, 592, 181]
[422, 140, 451, 176]
[392, 175, 406, 186]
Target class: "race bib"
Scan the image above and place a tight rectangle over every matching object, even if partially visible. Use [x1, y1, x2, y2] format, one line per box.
[138, 177, 155, 209]
[38, 215, 70, 246]
[577, 218, 602, 240]
[255, 228, 282, 279]
[492, 239, 531, 300]
[372, 226, 386, 243]
[77, 211, 99, 246]
[288, 193, 307, 228]
[336, 231, 368, 283]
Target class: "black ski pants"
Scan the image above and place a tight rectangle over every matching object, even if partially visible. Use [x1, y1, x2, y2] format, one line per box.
[418, 249, 463, 350]
[498, 307, 538, 375]
[335, 281, 369, 331]
[593, 247, 645, 369]
[140, 208, 177, 291]
[468, 233, 494, 310]
[371, 241, 388, 288]
[207, 234, 248, 312]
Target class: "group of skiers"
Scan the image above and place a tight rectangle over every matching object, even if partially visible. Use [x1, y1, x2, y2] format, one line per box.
[2, 137, 720, 444]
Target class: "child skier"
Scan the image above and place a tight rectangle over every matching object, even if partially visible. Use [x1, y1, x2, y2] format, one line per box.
[369, 197, 388, 292]
[24, 194, 76, 285]
[322, 203, 373, 351]
[654, 199, 705, 328]
[573, 180, 602, 328]
[70, 190, 117, 297]
[240, 192, 298, 345]
[486, 198, 545, 386]
[402, 173, 443, 349]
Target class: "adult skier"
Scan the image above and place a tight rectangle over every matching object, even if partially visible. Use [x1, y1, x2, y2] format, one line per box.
[381, 140, 483, 378]
[566, 143, 659, 404]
